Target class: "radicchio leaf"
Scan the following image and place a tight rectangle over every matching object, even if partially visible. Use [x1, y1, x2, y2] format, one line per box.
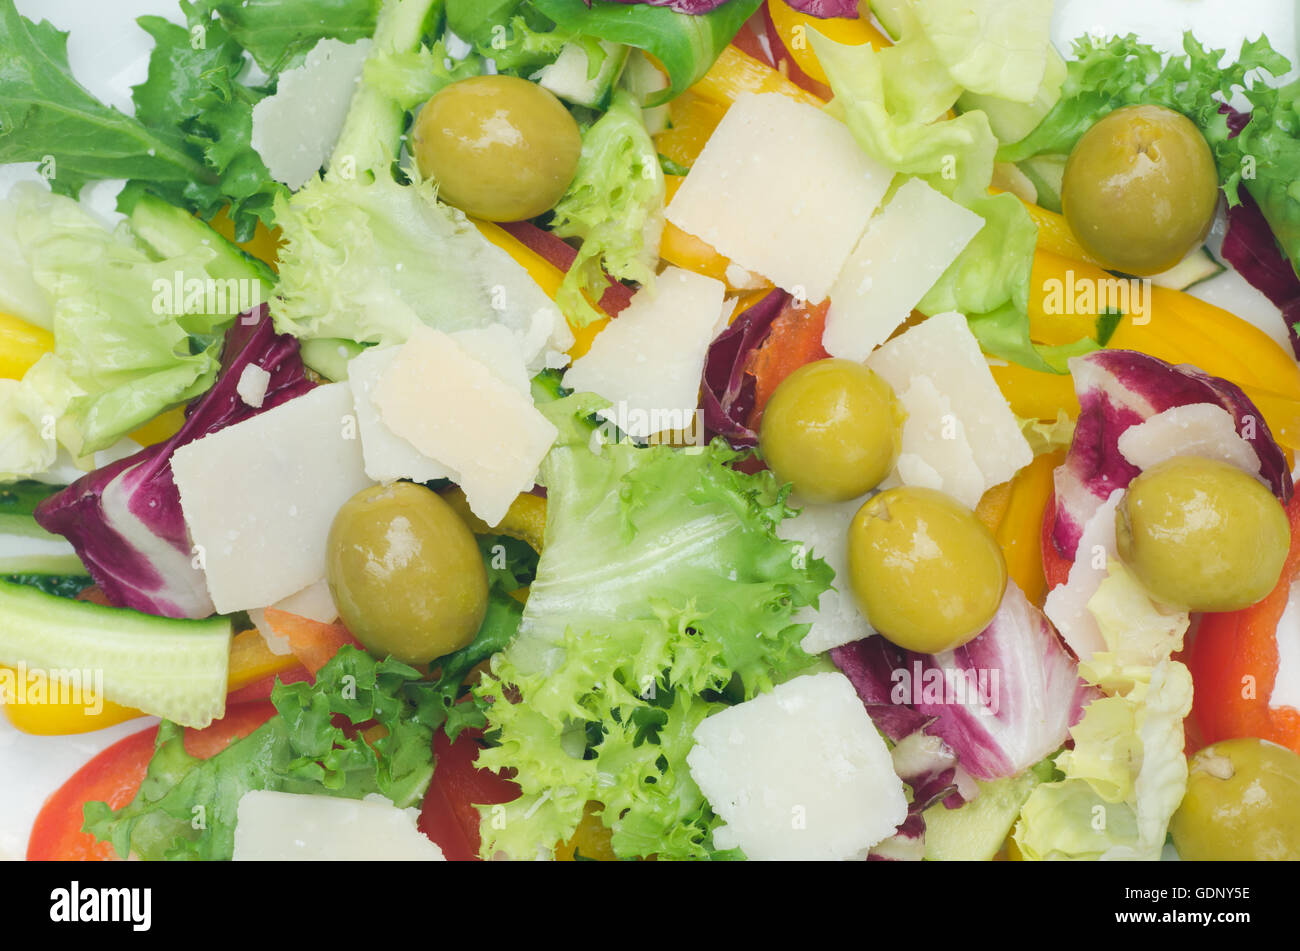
[700, 289, 788, 447]
[34, 307, 315, 618]
[1051, 350, 1292, 559]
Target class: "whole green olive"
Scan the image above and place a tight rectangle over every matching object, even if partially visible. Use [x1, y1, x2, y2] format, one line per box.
[1171, 738, 1300, 860]
[411, 75, 582, 222]
[847, 487, 1007, 654]
[759, 359, 904, 503]
[326, 482, 488, 665]
[1114, 456, 1289, 611]
[1062, 104, 1219, 276]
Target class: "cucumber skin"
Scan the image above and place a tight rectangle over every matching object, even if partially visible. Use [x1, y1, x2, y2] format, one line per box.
[0, 580, 232, 728]
[128, 192, 276, 288]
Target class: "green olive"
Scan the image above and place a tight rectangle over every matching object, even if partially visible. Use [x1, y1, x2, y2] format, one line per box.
[326, 482, 488, 665]
[1114, 456, 1288, 612]
[847, 487, 1007, 654]
[411, 75, 582, 222]
[759, 359, 904, 503]
[1171, 738, 1300, 860]
[1062, 104, 1219, 276]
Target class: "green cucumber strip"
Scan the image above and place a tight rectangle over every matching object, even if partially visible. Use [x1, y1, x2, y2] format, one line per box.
[0, 480, 63, 518]
[0, 526, 87, 576]
[1151, 246, 1226, 291]
[0, 580, 231, 728]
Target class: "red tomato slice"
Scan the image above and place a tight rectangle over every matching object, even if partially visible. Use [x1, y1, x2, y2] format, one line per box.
[27, 702, 277, 861]
[418, 728, 521, 861]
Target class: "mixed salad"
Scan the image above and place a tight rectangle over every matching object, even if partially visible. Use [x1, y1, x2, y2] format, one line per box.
[1, 0, 1299, 862]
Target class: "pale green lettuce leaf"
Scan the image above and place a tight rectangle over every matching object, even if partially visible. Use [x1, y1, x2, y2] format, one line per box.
[270, 174, 571, 369]
[550, 90, 665, 327]
[1079, 560, 1190, 695]
[912, 0, 1055, 104]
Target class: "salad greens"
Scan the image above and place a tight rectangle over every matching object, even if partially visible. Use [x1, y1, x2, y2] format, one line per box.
[475, 396, 831, 859]
[194, 0, 382, 75]
[551, 89, 666, 326]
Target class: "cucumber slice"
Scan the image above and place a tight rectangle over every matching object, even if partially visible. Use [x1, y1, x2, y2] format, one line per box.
[127, 191, 276, 288]
[1151, 246, 1226, 291]
[534, 41, 629, 110]
[0, 579, 231, 728]
[0, 480, 62, 517]
[1018, 154, 1067, 213]
[0, 527, 86, 576]
[300, 337, 369, 382]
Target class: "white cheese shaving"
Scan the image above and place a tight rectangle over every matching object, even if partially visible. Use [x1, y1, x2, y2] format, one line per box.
[666, 92, 892, 302]
[236, 364, 271, 409]
[232, 791, 444, 861]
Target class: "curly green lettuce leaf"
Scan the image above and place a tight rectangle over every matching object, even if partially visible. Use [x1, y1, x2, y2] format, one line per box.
[475, 434, 832, 860]
[551, 89, 665, 326]
[83, 646, 441, 861]
[530, 0, 763, 105]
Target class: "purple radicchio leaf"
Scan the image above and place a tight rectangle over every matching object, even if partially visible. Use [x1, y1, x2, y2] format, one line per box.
[902, 582, 1094, 782]
[701, 288, 790, 448]
[1050, 349, 1292, 559]
[34, 306, 315, 618]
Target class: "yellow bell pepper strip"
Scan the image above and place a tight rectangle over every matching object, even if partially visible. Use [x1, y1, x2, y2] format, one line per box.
[656, 92, 728, 169]
[129, 406, 187, 447]
[0, 312, 54, 380]
[690, 44, 826, 109]
[766, 0, 890, 85]
[556, 801, 619, 861]
[991, 361, 1079, 422]
[472, 218, 609, 360]
[995, 450, 1064, 608]
[440, 487, 546, 554]
[207, 205, 282, 271]
[1, 629, 300, 736]
[1010, 195, 1103, 267]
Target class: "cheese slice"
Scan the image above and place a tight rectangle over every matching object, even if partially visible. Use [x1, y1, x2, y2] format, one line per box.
[687, 672, 908, 860]
[251, 39, 373, 190]
[563, 267, 726, 440]
[172, 383, 373, 615]
[868, 312, 1032, 493]
[1117, 403, 1260, 476]
[373, 326, 558, 525]
[232, 791, 445, 861]
[823, 179, 984, 362]
[777, 494, 877, 654]
[1043, 488, 1125, 662]
[893, 376, 986, 509]
[349, 328, 531, 485]
[666, 92, 892, 302]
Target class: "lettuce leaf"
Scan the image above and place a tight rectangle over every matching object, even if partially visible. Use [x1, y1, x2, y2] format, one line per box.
[0, 184, 252, 473]
[910, 0, 1054, 104]
[271, 173, 571, 369]
[194, 0, 382, 75]
[1013, 560, 1193, 861]
[551, 90, 665, 326]
[474, 428, 832, 859]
